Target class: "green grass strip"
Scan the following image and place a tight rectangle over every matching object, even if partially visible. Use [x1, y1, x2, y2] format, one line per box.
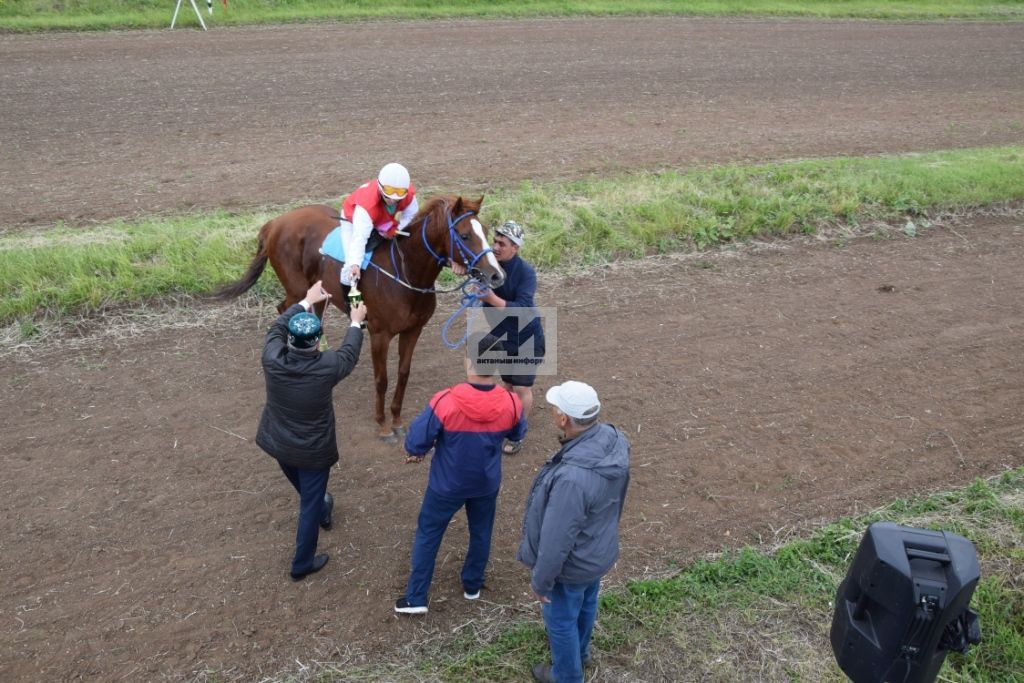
[2, 1, 1023, 32]
[379, 468, 1023, 682]
[0, 209, 283, 334]
[1, 145, 1022, 331]
[489, 146, 1024, 267]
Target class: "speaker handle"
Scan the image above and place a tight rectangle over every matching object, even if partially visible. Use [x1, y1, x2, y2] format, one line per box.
[905, 547, 951, 564]
[851, 592, 870, 620]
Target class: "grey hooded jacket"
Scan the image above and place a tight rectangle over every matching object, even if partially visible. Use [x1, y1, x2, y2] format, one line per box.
[516, 423, 631, 596]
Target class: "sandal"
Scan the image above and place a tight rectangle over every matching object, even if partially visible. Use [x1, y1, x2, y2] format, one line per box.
[502, 439, 523, 456]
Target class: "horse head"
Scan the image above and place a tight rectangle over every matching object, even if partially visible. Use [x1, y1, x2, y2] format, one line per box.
[420, 195, 505, 290]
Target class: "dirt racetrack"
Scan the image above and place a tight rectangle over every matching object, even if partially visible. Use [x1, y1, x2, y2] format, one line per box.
[1, 16, 1024, 683]
[1, 17, 1023, 228]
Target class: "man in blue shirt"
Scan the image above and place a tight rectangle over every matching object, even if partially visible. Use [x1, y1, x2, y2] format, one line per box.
[477, 220, 545, 455]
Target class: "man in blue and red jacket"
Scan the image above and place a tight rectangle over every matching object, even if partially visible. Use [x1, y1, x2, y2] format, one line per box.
[394, 352, 527, 614]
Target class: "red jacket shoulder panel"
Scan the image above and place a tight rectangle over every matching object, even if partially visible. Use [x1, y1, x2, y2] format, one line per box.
[342, 181, 417, 227]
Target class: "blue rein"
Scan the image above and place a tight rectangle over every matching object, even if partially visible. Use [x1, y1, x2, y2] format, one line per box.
[441, 279, 492, 349]
[426, 209, 497, 348]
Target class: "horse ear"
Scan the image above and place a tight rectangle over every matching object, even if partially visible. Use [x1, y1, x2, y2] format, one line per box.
[461, 195, 483, 214]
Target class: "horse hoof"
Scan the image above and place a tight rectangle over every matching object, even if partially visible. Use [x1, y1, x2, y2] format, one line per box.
[378, 432, 398, 444]
[392, 425, 407, 438]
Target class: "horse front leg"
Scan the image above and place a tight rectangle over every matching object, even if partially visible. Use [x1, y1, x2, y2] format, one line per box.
[390, 327, 425, 438]
[370, 330, 398, 443]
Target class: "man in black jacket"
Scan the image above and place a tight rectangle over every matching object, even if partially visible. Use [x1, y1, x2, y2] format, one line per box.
[256, 280, 367, 581]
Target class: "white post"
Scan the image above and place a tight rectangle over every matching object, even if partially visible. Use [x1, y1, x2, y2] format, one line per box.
[171, 0, 208, 30]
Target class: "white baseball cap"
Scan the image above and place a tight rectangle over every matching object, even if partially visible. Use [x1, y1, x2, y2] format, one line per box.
[545, 381, 601, 420]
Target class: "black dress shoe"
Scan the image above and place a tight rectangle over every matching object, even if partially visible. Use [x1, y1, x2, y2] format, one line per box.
[531, 663, 556, 683]
[290, 553, 329, 581]
[320, 492, 334, 530]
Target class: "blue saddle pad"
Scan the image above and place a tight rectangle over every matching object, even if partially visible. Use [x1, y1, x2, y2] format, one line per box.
[320, 227, 373, 268]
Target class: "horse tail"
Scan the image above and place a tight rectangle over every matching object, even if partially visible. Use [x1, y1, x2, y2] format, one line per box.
[211, 219, 273, 300]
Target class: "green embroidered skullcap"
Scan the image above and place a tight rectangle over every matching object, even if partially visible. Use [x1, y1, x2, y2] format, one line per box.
[287, 312, 321, 349]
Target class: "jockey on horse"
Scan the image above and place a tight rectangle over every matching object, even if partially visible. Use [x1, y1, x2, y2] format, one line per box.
[337, 162, 467, 306]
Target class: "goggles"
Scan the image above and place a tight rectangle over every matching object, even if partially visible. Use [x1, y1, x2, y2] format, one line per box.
[379, 183, 408, 199]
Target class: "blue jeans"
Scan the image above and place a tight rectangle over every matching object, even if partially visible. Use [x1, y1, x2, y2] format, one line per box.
[278, 462, 330, 575]
[542, 579, 601, 683]
[404, 487, 498, 606]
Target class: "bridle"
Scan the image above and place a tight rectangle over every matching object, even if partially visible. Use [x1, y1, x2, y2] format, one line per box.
[419, 204, 495, 275]
[365, 203, 495, 294]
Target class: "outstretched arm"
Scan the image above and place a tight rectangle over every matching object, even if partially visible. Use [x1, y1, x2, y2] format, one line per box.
[397, 194, 420, 231]
[331, 326, 364, 382]
[344, 205, 376, 280]
[299, 280, 329, 310]
[262, 302, 305, 363]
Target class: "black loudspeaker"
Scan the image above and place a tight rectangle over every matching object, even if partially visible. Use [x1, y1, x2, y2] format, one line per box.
[830, 522, 982, 683]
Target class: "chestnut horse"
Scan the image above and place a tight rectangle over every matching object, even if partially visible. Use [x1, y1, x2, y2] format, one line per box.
[216, 195, 505, 441]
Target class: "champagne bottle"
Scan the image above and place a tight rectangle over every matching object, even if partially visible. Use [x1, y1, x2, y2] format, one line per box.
[348, 285, 366, 329]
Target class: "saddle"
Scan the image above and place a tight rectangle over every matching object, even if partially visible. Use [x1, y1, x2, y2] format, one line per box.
[318, 228, 385, 267]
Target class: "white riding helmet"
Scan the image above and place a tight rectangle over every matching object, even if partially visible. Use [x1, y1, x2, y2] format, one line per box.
[377, 163, 411, 200]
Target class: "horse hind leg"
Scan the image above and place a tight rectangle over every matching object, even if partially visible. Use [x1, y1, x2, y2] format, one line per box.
[269, 257, 313, 313]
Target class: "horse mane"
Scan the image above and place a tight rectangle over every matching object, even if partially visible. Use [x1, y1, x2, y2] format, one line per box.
[411, 195, 484, 240]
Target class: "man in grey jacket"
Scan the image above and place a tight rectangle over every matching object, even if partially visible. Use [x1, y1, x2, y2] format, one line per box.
[517, 381, 630, 683]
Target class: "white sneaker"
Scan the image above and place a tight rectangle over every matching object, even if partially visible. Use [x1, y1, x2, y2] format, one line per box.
[394, 598, 428, 614]
[463, 589, 481, 600]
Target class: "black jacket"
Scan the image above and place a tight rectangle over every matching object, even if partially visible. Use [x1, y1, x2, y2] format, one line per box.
[255, 303, 363, 469]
